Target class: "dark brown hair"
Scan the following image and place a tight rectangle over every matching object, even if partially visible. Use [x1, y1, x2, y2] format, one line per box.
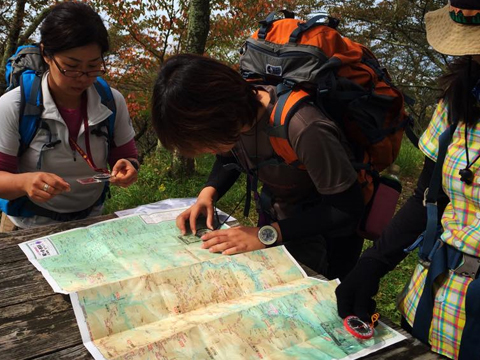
[151, 54, 262, 155]
[439, 56, 480, 127]
[40, 2, 109, 57]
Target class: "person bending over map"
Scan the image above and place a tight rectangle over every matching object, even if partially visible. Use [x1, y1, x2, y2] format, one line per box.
[150, 54, 364, 280]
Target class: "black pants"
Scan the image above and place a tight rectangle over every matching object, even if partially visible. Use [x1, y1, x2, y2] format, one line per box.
[284, 232, 364, 281]
[258, 201, 364, 281]
[401, 316, 413, 334]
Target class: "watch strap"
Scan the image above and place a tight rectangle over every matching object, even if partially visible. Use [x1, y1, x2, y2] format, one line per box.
[127, 158, 140, 171]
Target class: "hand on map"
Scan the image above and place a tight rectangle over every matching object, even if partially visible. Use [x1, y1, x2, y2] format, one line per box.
[109, 159, 138, 187]
[335, 258, 389, 322]
[200, 226, 266, 255]
[21, 172, 70, 202]
[177, 187, 217, 235]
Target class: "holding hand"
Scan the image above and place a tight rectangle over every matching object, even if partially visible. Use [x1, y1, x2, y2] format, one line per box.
[335, 258, 389, 322]
[200, 225, 266, 255]
[109, 158, 138, 188]
[176, 187, 217, 235]
[21, 172, 70, 202]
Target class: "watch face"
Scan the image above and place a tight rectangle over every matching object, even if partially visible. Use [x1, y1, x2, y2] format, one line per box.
[259, 225, 277, 245]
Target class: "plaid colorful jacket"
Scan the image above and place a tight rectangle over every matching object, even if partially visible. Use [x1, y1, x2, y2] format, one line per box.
[398, 99, 480, 359]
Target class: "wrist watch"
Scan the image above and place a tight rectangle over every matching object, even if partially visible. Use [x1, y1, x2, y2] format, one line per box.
[257, 225, 278, 247]
[127, 158, 140, 172]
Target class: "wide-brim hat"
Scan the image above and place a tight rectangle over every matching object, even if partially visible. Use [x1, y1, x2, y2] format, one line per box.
[425, 0, 480, 56]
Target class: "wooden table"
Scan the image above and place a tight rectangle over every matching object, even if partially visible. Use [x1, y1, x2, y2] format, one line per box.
[0, 214, 445, 360]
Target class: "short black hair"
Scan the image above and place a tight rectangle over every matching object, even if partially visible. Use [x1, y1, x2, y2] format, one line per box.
[151, 54, 261, 155]
[40, 1, 109, 57]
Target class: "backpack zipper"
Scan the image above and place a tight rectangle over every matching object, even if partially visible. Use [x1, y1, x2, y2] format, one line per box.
[245, 39, 328, 61]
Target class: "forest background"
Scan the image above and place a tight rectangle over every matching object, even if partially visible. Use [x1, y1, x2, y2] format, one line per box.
[1, 0, 450, 323]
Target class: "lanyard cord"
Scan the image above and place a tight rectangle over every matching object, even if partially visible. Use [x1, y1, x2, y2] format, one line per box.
[460, 60, 480, 182]
[459, 58, 479, 184]
[68, 94, 109, 174]
[213, 121, 260, 229]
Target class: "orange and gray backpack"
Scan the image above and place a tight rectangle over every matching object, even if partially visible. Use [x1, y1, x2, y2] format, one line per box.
[239, 10, 414, 239]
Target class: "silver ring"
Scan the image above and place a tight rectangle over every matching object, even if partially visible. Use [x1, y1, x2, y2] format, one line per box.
[43, 183, 50, 192]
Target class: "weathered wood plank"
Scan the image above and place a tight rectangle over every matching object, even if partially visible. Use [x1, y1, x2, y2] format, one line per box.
[35, 344, 93, 360]
[0, 213, 447, 359]
[0, 214, 116, 251]
[0, 261, 56, 308]
[0, 244, 30, 265]
[363, 318, 445, 359]
[365, 342, 447, 359]
[0, 293, 70, 327]
[0, 295, 84, 360]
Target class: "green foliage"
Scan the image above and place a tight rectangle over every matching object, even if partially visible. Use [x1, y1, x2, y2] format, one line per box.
[104, 149, 258, 226]
[394, 136, 424, 178]
[105, 149, 207, 213]
[376, 250, 418, 325]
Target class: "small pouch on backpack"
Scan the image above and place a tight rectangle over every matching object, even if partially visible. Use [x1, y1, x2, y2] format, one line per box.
[358, 175, 402, 240]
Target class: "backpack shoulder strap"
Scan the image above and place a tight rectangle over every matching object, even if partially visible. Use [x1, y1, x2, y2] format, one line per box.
[419, 123, 457, 261]
[93, 77, 116, 148]
[18, 71, 43, 156]
[93, 77, 117, 204]
[266, 85, 311, 168]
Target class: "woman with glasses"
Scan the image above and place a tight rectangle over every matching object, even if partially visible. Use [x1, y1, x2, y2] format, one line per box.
[0, 1, 139, 230]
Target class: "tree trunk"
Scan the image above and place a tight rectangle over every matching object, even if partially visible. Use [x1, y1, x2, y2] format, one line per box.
[171, 0, 211, 177]
[17, 7, 52, 46]
[0, 1, 51, 95]
[185, 0, 210, 54]
[0, 0, 27, 83]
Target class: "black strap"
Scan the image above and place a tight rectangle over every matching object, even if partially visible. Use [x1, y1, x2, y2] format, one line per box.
[411, 124, 456, 345]
[244, 175, 252, 217]
[258, 10, 295, 40]
[23, 197, 101, 222]
[418, 125, 456, 261]
[270, 87, 312, 140]
[405, 116, 420, 149]
[424, 125, 456, 205]
[289, 14, 330, 43]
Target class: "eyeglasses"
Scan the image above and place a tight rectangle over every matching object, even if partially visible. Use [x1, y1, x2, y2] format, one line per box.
[51, 56, 107, 78]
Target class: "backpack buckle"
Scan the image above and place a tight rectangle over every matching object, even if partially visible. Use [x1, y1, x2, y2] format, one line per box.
[317, 87, 330, 97]
[282, 79, 296, 88]
[453, 253, 480, 278]
[423, 188, 437, 207]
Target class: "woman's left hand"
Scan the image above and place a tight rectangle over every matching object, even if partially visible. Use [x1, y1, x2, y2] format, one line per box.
[200, 226, 265, 255]
[109, 159, 138, 187]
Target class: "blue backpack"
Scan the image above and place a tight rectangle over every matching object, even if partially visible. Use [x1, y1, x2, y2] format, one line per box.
[1, 44, 117, 220]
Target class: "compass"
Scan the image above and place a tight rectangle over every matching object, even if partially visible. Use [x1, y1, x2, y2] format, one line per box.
[93, 173, 111, 180]
[343, 315, 374, 340]
[196, 228, 213, 237]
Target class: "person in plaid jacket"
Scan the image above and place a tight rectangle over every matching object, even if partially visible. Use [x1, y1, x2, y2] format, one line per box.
[336, 1, 480, 359]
